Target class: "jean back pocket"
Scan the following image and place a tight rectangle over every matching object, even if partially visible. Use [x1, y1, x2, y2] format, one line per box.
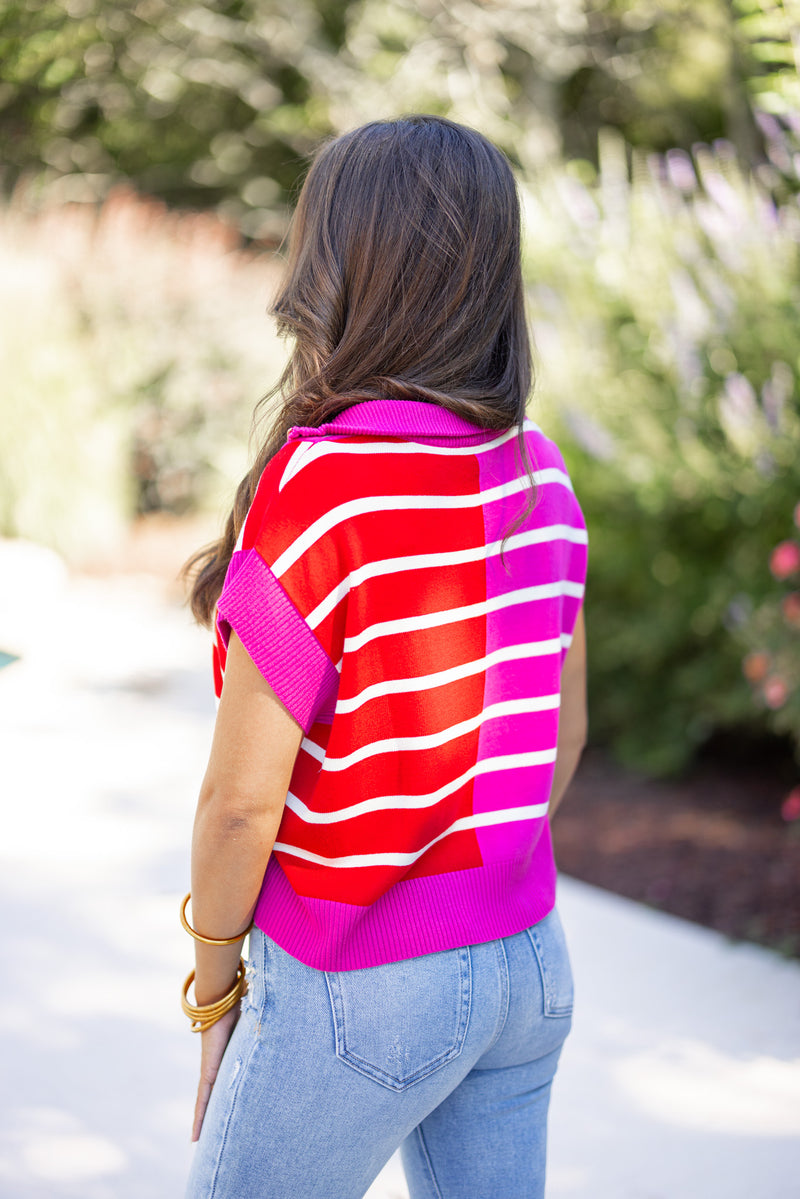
[325, 947, 472, 1091]
[526, 906, 574, 1018]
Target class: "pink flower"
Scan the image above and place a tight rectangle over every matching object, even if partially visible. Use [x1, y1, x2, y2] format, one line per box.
[770, 540, 800, 579]
[782, 591, 800, 627]
[763, 676, 789, 709]
[780, 787, 800, 822]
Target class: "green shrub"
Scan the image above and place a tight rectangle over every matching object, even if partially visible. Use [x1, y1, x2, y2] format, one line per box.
[523, 135, 800, 774]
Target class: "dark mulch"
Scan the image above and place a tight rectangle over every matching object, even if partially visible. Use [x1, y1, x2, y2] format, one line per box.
[551, 744, 800, 959]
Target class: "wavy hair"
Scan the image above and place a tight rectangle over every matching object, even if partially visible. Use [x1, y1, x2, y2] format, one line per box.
[184, 114, 534, 626]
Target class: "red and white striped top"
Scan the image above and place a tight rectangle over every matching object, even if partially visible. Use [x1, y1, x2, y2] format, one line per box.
[213, 399, 587, 970]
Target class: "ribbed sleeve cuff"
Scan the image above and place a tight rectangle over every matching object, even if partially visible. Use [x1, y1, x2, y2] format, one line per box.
[215, 548, 338, 733]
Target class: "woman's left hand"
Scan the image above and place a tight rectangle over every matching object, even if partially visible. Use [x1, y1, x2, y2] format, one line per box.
[188, 635, 304, 1143]
[192, 1006, 241, 1143]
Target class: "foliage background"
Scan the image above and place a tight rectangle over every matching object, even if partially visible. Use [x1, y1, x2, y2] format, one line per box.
[1, 0, 799, 781]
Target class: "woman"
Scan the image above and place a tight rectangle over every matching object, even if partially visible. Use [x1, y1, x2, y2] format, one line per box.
[181, 114, 587, 1199]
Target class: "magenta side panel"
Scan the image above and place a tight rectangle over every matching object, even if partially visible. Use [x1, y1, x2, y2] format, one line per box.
[484, 539, 587, 594]
[478, 709, 560, 757]
[472, 432, 578, 861]
[483, 654, 562, 702]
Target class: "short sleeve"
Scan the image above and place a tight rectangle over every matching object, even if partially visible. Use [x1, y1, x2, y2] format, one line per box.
[214, 442, 342, 733]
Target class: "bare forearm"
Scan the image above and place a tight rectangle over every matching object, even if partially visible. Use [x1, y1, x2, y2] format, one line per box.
[190, 794, 284, 1004]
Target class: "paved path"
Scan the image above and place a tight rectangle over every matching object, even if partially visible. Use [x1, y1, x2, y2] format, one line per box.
[1, 541, 798, 1198]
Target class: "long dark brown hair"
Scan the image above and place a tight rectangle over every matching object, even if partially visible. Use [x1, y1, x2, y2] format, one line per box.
[184, 114, 534, 626]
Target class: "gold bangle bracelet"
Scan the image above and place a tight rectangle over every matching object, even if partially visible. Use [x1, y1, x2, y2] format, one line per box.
[180, 892, 254, 946]
[181, 958, 248, 1033]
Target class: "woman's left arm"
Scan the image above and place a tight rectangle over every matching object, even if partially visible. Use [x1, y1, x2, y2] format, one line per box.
[188, 631, 304, 1141]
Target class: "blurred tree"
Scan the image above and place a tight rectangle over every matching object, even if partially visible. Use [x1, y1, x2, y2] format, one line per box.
[328, 0, 770, 169]
[0, 0, 356, 235]
[2, 0, 799, 226]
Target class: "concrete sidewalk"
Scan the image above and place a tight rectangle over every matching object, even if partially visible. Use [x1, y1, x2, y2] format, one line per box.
[1, 542, 798, 1198]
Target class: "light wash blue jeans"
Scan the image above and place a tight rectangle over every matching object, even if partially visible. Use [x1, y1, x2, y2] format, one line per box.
[186, 906, 574, 1199]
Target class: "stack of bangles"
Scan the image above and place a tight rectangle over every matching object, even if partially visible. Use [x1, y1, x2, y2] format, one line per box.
[179, 892, 254, 1033]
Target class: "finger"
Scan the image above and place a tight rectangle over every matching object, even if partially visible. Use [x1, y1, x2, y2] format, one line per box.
[192, 1079, 212, 1143]
[190, 1007, 240, 1142]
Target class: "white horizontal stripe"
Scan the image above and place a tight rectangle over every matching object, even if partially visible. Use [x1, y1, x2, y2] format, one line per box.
[271, 467, 573, 579]
[341, 579, 586, 658]
[299, 736, 328, 764]
[284, 749, 557, 825]
[306, 523, 588, 630]
[335, 636, 570, 715]
[300, 694, 560, 772]
[278, 419, 544, 490]
[273, 802, 549, 869]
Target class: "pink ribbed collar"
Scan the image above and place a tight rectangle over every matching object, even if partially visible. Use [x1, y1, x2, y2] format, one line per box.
[288, 399, 500, 448]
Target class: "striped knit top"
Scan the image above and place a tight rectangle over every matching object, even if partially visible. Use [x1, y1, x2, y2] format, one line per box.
[213, 398, 587, 970]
